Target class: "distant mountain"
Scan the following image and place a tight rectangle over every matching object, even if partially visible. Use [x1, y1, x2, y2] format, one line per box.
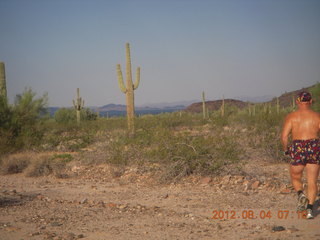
[98, 104, 126, 112]
[139, 100, 198, 109]
[47, 103, 187, 117]
[47, 85, 316, 117]
[95, 103, 186, 117]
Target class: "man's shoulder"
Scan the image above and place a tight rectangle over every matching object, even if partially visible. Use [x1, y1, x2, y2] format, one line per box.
[306, 109, 320, 118]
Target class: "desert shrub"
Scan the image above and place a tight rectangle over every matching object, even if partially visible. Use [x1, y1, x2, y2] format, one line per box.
[54, 107, 98, 123]
[54, 108, 76, 123]
[81, 108, 98, 121]
[0, 152, 72, 177]
[0, 88, 48, 155]
[105, 124, 242, 180]
[158, 133, 241, 180]
[24, 153, 70, 177]
[40, 125, 95, 151]
[0, 153, 31, 174]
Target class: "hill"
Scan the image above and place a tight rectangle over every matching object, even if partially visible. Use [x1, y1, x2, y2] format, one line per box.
[185, 84, 316, 113]
[269, 85, 315, 108]
[185, 99, 248, 113]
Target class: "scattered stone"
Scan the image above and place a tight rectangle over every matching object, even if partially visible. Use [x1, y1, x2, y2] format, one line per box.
[272, 226, 286, 232]
[287, 226, 299, 233]
[107, 202, 117, 208]
[118, 204, 127, 209]
[221, 175, 231, 184]
[163, 194, 169, 199]
[80, 198, 88, 204]
[280, 188, 291, 194]
[4, 226, 20, 232]
[61, 232, 75, 240]
[201, 177, 212, 184]
[51, 222, 63, 227]
[244, 182, 250, 191]
[251, 181, 260, 189]
[77, 234, 85, 238]
[29, 231, 40, 236]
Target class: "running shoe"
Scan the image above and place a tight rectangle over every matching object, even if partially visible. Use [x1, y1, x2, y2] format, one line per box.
[306, 208, 314, 219]
[297, 193, 308, 211]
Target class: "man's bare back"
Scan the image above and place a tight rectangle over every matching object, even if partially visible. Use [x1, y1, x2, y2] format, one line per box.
[283, 106, 320, 141]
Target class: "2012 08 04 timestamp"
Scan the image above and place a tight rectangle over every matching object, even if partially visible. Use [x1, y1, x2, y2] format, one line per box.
[212, 210, 307, 220]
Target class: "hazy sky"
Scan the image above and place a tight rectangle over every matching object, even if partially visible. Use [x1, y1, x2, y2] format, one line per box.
[1, 0, 319, 107]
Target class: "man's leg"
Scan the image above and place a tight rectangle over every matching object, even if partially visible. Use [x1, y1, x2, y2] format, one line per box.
[305, 163, 320, 205]
[290, 164, 308, 211]
[290, 164, 305, 192]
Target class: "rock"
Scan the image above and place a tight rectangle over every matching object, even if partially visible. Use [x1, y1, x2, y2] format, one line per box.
[118, 204, 127, 209]
[62, 233, 75, 240]
[272, 226, 285, 232]
[4, 227, 20, 232]
[221, 175, 231, 184]
[107, 202, 117, 208]
[251, 181, 260, 189]
[201, 177, 212, 184]
[287, 226, 299, 233]
[80, 198, 88, 204]
[280, 188, 291, 194]
[51, 222, 63, 227]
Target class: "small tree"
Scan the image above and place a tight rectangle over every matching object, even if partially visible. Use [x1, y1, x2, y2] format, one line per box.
[0, 88, 48, 154]
[54, 108, 76, 123]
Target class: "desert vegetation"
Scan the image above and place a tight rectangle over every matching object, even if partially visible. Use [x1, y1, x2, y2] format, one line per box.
[1, 56, 319, 182]
[2, 83, 318, 182]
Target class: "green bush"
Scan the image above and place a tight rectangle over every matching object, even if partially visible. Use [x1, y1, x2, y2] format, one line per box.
[54, 108, 76, 123]
[0, 88, 48, 155]
[105, 123, 242, 180]
[54, 107, 98, 123]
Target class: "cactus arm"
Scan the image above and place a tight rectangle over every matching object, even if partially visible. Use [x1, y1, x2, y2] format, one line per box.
[0, 62, 7, 101]
[133, 67, 140, 90]
[202, 91, 206, 119]
[117, 64, 127, 93]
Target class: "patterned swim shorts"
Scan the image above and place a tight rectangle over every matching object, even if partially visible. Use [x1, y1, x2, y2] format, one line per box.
[288, 138, 320, 165]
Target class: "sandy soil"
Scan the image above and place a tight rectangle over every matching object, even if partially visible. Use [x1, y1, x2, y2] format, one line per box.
[0, 159, 319, 240]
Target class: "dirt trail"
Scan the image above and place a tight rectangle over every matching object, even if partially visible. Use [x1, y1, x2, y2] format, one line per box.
[0, 161, 319, 240]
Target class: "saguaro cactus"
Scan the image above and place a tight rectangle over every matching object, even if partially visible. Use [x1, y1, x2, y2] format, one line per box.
[0, 62, 7, 103]
[276, 97, 280, 115]
[221, 95, 225, 117]
[292, 95, 295, 110]
[73, 88, 84, 124]
[117, 43, 140, 135]
[202, 91, 206, 119]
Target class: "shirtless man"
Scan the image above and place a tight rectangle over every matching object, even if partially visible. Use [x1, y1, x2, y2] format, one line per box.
[281, 91, 320, 219]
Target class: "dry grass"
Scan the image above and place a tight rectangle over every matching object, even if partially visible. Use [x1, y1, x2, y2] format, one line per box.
[0, 152, 32, 174]
[0, 152, 71, 177]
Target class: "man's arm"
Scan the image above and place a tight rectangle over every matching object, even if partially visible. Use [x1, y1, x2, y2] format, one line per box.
[281, 114, 292, 151]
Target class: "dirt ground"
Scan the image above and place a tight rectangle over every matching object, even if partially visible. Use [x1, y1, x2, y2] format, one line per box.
[0, 155, 320, 240]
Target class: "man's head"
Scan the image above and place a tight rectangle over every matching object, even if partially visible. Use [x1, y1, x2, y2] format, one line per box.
[296, 91, 312, 106]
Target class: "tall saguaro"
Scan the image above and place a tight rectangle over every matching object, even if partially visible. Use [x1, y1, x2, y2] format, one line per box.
[117, 43, 140, 135]
[202, 91, 206, 119]
[0, 62, 7, 103]
[221, 95, 225, 117]
[73, 88, 84, 124]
